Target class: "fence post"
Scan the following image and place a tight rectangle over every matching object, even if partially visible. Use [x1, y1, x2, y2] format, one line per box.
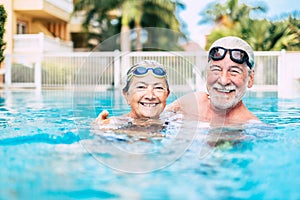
[35, 53, 42, 90]
[195, 51, 206, 92]
[38, 33, 44, 52]
[4, 54, 12, 88]
[255, 53, 264, 85]
[277, 49, 286, 98]
[121, 52, 130, 81]
[113, 50, 121, 89]
[195, 51, 200, 91]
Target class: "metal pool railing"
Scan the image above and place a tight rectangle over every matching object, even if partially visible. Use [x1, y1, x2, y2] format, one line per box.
[4, 50, 288, 93]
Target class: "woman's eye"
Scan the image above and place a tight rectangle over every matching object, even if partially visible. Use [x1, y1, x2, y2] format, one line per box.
[155, 87, 164, 90]
[136, 85, 146, 89]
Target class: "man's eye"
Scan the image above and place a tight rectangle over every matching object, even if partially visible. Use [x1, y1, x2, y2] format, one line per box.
[210, 67, 221, 71]
[229, 68, 242, 74]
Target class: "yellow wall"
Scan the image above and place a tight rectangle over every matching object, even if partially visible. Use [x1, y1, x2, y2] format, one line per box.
[0, 0, 72, 54]
[13, 0, 43, 10]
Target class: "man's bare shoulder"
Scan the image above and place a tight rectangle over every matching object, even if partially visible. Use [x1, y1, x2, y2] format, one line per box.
[195, 91, 209, 102]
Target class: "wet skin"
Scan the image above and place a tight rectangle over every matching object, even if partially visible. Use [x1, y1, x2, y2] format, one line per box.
[206, 53, 254, 112]
[124, 73, 169, 119]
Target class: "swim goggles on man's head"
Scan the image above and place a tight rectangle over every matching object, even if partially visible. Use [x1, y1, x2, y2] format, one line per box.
[208, 46, 253, 69]
[127, 66, 167, 81]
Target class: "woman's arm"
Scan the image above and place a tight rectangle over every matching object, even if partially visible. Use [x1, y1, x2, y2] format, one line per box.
[95, 110, 111, 125]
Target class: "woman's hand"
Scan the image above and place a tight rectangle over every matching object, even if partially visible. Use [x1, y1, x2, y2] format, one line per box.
[95, 110, 110, 125]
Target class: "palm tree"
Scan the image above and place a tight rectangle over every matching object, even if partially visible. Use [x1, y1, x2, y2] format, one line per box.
[199, 0, 267, 28]
[279, 16, 300, 51]
[206, 15, 300, 51]
[199, 0, 267, 49]
[73, 0, 123, 49]
[201, 0, 300, 51]
[73, 0, 184, 51]
[120, 0, 142, 51]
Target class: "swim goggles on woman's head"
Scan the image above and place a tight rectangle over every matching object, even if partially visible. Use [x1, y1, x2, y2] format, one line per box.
[208, 46, 253, 69]
[127, 66, 167, 81]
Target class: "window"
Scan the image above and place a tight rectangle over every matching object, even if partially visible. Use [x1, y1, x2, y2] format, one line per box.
[17, 20, 28, 34]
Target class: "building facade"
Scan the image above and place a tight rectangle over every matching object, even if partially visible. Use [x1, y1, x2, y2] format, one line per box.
[0, 0, 74, 55]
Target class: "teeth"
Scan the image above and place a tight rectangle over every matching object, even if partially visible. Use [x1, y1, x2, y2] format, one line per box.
[215, 87, 235, 93]
[141, 103, 157, 107]
[217, 89, 232, 93]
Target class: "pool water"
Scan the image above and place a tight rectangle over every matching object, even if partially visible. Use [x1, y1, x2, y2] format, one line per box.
[0, 90, 300, 199]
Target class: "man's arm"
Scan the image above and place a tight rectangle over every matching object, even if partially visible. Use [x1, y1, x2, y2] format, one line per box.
[165, 99, 181, 112]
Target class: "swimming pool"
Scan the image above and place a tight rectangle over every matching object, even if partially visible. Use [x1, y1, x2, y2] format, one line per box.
[0, 90, 299, 199]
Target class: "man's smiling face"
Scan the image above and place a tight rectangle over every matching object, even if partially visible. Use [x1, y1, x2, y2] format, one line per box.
[206, 53, 254, 111]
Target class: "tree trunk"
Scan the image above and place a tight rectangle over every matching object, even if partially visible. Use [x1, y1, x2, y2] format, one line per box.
[0, 62, 4, 87]
[135, 25, 142, 51]
[120, 25, 130, 52]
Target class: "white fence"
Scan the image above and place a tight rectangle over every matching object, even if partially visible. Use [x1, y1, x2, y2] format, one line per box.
[4, 50, 300, 97]
[5, 51, 207, 91]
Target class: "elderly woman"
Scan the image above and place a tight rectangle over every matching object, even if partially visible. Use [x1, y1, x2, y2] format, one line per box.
[96, 60, 170, 125]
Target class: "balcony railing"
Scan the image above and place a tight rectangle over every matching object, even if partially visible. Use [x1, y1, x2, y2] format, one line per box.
[45, 0, 73, 13]
[14, 0, 73, 21]
[14, 0, 73, 13]
[13, 33, 73, 53]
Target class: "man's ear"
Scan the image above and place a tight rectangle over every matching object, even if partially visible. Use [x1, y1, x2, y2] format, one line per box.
[247, 69, 255, 88]
[123, 91, 130, 105]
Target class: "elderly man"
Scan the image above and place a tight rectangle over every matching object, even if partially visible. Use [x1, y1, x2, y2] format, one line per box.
[166, 36, 260, 125]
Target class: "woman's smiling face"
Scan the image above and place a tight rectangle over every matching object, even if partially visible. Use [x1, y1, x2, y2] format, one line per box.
[124, 73, 170, 119]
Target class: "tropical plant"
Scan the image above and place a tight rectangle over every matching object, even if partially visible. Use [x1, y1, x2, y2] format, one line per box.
[280, 16, 300, 51]
[0, 5, 7, 63]
[201, 0, 300, 51]
[206, 17, 300, 51]
[199, 0, 267, 28]
[73, 0, 185, 51]
[201, 0, 267, 49]
[73, 0, 123, 49]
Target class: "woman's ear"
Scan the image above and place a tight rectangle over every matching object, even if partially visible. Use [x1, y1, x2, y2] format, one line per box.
[167, 89, 170, 97]
[247, 69, 255, 88]
[123, 91, 131, 105]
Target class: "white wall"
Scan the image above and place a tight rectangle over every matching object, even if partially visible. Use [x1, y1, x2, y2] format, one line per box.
[278, 51, 300, 98]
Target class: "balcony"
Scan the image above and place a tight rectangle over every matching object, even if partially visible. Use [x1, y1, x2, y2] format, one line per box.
[13, 0, 73, 21]
[13, 33, 73, 53]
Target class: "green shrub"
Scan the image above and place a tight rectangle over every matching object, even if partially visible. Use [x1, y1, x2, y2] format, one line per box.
[0, 5, 7, 64]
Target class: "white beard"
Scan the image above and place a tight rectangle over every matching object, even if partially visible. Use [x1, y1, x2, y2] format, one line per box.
[208, 80, 249, 110]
